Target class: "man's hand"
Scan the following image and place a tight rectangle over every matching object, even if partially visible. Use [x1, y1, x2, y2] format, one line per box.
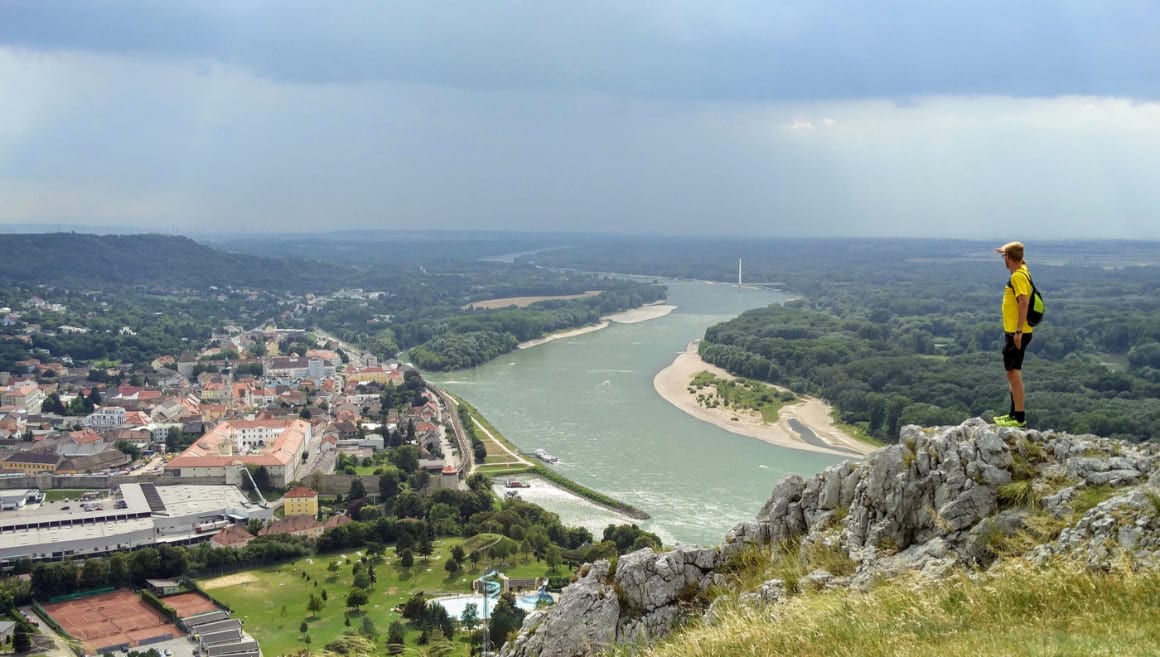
[1013, 332, 1023, 349]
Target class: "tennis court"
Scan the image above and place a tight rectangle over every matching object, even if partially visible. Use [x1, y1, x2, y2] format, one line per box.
[164, 592, 220, 619]
[42, 589, 181, 652]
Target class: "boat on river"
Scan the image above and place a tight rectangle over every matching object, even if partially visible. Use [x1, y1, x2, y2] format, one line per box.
[532, 448, 559, 464]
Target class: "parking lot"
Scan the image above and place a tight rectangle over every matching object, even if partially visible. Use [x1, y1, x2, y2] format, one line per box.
[138, 636, 197, 657]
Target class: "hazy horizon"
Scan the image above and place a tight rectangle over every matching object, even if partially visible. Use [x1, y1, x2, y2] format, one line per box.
[2, 2, 1159, 239]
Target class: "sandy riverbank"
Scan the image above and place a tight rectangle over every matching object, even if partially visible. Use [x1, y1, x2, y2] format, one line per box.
[653, 342, 877, 458]
[518, 303, 677, 349]
[604, 303, 677, 324]
[518, 321, 610, 349]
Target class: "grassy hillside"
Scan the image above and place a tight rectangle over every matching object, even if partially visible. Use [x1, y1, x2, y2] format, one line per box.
[622, 555, 1160, 657]
[200, 534, 554, 657]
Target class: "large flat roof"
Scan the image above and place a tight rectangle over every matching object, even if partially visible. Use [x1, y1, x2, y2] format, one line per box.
[0, 484, 257, 560]
[0, 517, 154, 552]
[155, 485, 250, 517]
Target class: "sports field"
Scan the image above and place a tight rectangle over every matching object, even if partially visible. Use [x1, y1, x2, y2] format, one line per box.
[42, 589, 181, 653]
[198, 535, 551, 656]
[163, 592, 219, 619]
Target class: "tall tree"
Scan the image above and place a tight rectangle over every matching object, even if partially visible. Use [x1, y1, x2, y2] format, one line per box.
[488, 592, 527, 648]
[349, 478, 367, 500]
[345, 588, 368, 611]
[307, 593, 324, 617]
[378, 470, 400, 501]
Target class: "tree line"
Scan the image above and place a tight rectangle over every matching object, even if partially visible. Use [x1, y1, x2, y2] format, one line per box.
[408, 280, 667, 370]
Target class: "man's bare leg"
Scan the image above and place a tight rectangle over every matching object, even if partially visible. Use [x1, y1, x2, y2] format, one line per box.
[1006, 369, 1024, 412]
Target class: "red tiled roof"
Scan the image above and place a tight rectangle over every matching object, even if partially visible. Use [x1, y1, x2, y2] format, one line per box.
[210, 524, 254, 546]
[259, 515, 321, 536]
[70, 429, 103, 444]
[284, 486, 317, 499]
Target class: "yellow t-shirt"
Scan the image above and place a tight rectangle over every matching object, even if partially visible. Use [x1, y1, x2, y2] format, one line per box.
[1002, 264, 1034, 334]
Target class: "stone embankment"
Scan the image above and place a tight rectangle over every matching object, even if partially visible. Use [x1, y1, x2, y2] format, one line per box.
[500, 418, 1160, 657]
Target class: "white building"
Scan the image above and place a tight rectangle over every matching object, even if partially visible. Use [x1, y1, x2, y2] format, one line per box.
[84, 406, 127, 429]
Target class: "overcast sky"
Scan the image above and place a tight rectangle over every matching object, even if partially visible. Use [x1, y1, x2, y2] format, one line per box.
[2, 1, 1159, 238]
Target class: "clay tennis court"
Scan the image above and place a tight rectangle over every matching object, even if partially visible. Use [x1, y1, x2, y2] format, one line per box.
[163, 592, 219, 619]
[42, 590, 181, 652]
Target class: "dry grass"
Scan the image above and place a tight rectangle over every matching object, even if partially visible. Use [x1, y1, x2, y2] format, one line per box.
[622, 562, 1160, 657]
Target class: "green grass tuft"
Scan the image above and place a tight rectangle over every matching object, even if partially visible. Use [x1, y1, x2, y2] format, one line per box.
[1072, 485, 1116, 516]
[997, 480, 1039, 509]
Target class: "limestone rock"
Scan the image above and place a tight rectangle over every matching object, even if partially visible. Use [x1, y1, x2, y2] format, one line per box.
[499, 420, 1160, 656]
[499, 561, 620, 657]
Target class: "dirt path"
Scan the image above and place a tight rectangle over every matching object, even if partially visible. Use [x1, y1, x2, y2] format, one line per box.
[472, 418, 534, 470]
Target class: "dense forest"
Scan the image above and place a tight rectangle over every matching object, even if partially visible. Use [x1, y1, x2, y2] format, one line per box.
[530, 237, 1160, 443]
[407, 281, 667, 370]
[0, 233, 360, 293]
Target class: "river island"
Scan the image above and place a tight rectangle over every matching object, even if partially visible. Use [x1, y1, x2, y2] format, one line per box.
[653, 341, 876, 458]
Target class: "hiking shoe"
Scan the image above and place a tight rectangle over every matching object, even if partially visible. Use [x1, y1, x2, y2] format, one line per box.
[995, 416, 1027, 428]
[992, 414, 1012, 424]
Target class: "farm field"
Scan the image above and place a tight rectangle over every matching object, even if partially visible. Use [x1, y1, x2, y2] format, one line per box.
[197, 534, 554, 656]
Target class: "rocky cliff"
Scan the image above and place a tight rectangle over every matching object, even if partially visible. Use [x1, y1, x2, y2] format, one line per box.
[500, 419, 1160, 657]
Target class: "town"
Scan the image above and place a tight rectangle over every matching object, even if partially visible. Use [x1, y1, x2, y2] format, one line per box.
[0, 274, 661, 657]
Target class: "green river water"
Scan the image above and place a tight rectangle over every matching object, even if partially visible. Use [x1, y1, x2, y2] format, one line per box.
[430, 279, 846, 546]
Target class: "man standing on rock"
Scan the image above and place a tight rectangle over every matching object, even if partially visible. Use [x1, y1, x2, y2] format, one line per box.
[994, 241, 1033, 428]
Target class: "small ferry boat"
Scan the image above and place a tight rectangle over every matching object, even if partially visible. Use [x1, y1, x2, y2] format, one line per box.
[533, 448, 559, 464]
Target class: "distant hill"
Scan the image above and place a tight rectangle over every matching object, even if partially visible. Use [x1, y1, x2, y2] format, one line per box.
[0, 233, 357, 292]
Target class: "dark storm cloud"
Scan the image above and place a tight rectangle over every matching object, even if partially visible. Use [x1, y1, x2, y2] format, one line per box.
[2, 0, 1159, 100]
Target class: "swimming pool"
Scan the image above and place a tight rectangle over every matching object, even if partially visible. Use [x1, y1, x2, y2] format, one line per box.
[432, 592, 551, 620]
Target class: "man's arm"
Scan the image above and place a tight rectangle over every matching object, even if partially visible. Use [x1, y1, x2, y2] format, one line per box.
[1014, 294, 1029, 347]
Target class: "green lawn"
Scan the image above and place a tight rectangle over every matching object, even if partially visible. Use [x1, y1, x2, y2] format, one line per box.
[475, 464, 534, 477]
[198, 535, 556, 656]
[43, 489, 104, 502]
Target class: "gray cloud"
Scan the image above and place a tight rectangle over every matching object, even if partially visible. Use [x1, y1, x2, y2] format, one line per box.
[1, 1, 1159, 100]
[2, 3, 1160, 239]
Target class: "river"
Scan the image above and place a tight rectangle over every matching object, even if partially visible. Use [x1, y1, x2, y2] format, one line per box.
[429, 279, 845, 546]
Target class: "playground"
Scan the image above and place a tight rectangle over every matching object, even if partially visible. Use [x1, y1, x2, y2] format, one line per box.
[41, 589, 181, 653]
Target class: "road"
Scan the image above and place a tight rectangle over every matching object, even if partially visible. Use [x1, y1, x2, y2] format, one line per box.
[432, 388, 474, 478]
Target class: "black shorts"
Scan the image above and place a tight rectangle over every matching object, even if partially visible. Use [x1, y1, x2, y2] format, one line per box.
[1002, 332, 1032, 371]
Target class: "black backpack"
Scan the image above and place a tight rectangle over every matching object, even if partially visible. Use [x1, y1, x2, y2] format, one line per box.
[1007, 270, 1045, 327]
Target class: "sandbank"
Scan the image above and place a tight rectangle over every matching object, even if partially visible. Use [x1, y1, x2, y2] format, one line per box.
[518, 321, 610, 349]
[518, 303, 677, 349]
[653, 342, 876, 458]
[604, 303, 677, 324]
